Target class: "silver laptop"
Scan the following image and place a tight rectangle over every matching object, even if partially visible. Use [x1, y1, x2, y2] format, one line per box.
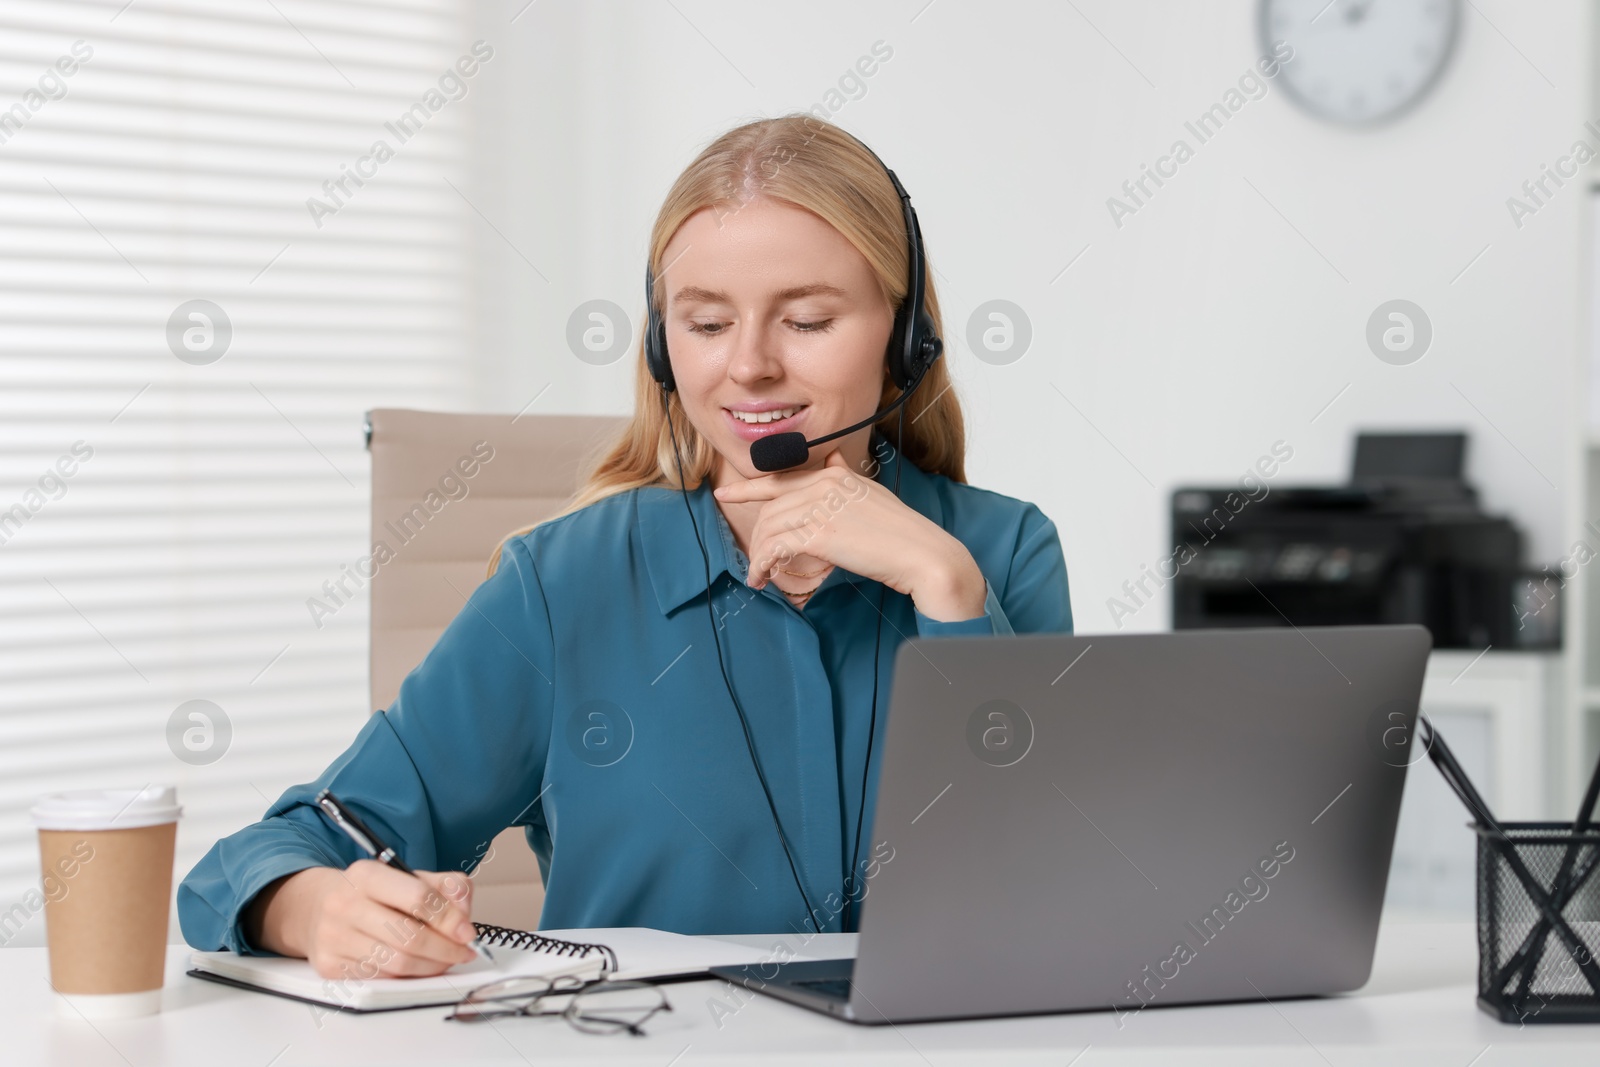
[712, 624, 1432, 1024]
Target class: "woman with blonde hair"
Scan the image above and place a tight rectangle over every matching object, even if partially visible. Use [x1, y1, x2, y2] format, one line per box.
[179, 114, 1073, 980]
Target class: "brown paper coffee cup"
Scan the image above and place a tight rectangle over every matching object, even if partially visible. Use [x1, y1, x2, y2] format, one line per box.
[32, 786, 181, 1019]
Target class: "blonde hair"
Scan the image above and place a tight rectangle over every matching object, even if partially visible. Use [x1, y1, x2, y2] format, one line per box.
[489, 114, 966, 576]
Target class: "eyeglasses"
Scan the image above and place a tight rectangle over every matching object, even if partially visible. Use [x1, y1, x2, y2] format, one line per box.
[447, 974, 671, 1036]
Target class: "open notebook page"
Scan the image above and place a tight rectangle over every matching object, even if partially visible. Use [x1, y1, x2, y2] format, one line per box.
[188, 926, 850, 1011]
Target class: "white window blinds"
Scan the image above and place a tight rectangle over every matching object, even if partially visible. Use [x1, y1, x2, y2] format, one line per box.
[0, 0, 477, 944]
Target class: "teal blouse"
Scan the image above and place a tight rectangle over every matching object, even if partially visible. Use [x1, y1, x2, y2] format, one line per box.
[177, 435, 1073, 951]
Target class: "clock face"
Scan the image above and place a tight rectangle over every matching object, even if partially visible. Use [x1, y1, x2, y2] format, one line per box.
[1259, 0, 1460, 124]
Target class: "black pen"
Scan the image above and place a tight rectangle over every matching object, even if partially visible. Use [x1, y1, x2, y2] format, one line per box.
[313, 788, 493, 963]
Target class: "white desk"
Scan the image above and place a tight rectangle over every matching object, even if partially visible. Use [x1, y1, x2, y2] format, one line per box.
[4, 922, 1598, 1065]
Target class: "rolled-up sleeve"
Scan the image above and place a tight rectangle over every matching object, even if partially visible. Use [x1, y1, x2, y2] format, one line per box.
[913, 504, 1073, 638]
[177, 537, 556, 954]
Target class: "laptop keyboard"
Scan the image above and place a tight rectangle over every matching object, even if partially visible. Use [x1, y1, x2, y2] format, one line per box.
[793, 977, 852, 1000]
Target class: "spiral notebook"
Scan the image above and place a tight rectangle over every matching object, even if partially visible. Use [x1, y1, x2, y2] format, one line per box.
[188, 922, 827, 1013]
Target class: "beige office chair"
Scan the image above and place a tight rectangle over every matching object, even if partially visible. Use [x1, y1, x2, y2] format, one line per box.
[364, 408, 626, 930]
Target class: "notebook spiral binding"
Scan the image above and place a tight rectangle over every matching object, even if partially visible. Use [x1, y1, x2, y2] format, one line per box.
[472, 922, 619, 974]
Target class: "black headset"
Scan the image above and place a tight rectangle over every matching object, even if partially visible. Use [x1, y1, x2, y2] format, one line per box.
[647, 133, 941, 932]
[645, 145, 942, 397]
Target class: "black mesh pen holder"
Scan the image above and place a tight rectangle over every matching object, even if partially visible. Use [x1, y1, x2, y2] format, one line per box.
[1476, 822, 1600, 1023]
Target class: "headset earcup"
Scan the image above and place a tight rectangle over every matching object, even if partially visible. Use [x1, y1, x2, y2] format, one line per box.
[895, 311, 942, 391]
[917, 309, 944, 377]
[645, 266, 674, 392]
[887, 300, 914, 391]
[652, 320, 674, 392]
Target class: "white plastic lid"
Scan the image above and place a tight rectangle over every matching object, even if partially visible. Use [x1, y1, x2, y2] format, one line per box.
[31, 785, 182, 831]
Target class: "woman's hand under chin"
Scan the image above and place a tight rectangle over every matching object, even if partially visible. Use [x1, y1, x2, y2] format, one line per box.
[713, 449, 988, 622]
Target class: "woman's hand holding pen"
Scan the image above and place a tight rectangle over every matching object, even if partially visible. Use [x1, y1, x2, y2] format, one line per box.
[714, 448, 988, 622]
[246, 863, 480, 980]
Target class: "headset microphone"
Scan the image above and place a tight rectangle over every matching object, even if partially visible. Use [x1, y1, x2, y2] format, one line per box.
[748, 370, 930, 472]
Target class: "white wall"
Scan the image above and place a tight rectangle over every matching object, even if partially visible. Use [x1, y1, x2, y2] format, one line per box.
[463, 0, 1592, 635]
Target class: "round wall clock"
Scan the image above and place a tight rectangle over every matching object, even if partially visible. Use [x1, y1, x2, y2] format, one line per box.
[1258, 0, 1460, 124]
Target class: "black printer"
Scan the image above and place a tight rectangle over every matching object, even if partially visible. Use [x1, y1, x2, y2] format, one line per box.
[1170, 432, 1560, 650]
